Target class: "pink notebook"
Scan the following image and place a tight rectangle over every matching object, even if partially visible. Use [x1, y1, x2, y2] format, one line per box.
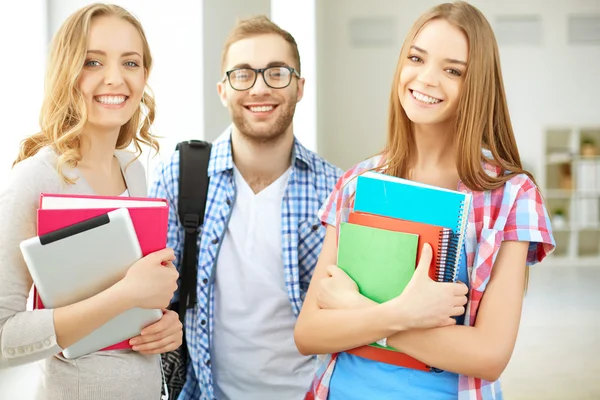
[34, 193, 169, 351]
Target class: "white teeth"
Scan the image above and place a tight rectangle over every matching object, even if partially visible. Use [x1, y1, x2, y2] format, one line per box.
[249, 105, 274, 113]
[95, 95, 127, 105]
[411, 91, 441, 104]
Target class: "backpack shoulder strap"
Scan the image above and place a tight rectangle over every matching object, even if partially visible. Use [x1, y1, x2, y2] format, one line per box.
[175, 139, 211, 322]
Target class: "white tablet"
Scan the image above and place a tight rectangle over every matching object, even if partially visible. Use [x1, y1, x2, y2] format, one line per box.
[20, 208, 162, 359]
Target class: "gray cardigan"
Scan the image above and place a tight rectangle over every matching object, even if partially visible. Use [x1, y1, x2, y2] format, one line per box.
[0, 147, 161, 399]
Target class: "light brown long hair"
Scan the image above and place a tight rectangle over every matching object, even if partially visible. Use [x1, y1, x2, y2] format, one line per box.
[14, 3, 158, 182]
[384, 1, 532, 191]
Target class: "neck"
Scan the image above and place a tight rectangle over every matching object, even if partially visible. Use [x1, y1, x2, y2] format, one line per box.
[78, 125, 120, 172]
[411, 122, 456, 172]
[230, 125, 294, 186]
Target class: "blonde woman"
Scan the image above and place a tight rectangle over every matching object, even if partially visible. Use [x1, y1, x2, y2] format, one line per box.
[0, 4, 181, 399]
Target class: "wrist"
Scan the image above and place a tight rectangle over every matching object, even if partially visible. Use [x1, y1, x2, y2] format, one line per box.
[384, 331, 405, 352]
[110, 280, 136, 310]
[348, 291, 376, 309]
[380, 297, 412, 332]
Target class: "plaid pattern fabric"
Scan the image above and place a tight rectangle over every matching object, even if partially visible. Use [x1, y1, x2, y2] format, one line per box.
[149, 130, 342, 400]
[311, 153, 556, 400]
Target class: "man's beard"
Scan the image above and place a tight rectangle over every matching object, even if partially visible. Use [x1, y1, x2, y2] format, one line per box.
[230, 97, 297, 144]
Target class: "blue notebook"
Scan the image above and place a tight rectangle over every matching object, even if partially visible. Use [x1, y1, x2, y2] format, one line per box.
[354, 171, 472, 281]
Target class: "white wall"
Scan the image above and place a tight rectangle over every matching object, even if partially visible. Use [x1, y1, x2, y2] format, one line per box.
[272, 0, 318, 151]
[317, 0, 600, 174]
[487, 0, 600, 178]
[0, 6, 46, 397]
[0, 1, 47, 185]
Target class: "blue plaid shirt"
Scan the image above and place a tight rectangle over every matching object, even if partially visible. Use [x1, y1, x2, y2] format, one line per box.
[149, 130, 342, 400]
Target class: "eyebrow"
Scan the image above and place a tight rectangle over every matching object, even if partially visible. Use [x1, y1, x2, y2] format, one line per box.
[410, 45, 466, 66]
[230, 61, 291, 69]
[86, 50, 142, 58]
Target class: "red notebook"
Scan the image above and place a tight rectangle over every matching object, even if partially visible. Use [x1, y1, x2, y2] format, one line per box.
[34, 193, 169, 351]
[345, 211, 455, 371]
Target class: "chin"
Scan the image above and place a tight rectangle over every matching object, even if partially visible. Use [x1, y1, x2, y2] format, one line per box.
[404, 112, 437, 125]
[232, 112, 292, 144]
[87, 119, 130, 133]
[406, 115, 451, 126]
[241, 126, 287, 143]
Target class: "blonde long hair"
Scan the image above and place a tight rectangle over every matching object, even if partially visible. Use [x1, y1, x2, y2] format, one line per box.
[384, 1, 532, 191]
[14, 3, 158, 182]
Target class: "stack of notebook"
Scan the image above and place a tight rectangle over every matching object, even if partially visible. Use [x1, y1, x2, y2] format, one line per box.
[20, 193, 169, 358]
[337, 171, 472, 371]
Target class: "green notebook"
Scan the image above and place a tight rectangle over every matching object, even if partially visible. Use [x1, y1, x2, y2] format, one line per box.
[337, 222, 419, 350]
[337, 222, 419, 304]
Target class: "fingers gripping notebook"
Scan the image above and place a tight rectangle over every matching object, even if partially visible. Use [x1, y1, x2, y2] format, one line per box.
[342, 172, 473, 371]
[19, 208, 162, 359]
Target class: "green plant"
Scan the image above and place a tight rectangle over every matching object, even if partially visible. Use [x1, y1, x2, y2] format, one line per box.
[581, 136, 596, 146]
[553, 208, 565, 216]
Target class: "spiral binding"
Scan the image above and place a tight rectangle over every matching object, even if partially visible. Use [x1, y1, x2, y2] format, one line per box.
[434, 230, 461, 282]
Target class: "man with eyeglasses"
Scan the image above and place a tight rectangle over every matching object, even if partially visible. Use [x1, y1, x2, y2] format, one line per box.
[149, 15, 342, 400]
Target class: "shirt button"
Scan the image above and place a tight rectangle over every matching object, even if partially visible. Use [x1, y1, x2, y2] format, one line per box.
[201, 320, 206, 326]
[35, 343, 43, 349]
[43, 339, 51, 347]
[225, 199, 231, 206]
[211, 238, 219, 244]
[202, 278, 208, 284]
[17, 347, 24, 354]
[312, 224, 319, 231]
[7, 349, 15, 356]
[205, 359, 211, 367]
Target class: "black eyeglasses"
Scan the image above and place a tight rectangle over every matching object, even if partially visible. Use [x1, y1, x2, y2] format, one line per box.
[223, 66, 300, 91]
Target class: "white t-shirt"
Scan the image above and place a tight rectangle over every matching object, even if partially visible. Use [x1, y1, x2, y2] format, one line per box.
[211, 165, 314, 400]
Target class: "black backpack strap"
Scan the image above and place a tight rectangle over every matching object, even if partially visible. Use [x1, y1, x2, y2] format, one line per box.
[175, 139, 212, 323]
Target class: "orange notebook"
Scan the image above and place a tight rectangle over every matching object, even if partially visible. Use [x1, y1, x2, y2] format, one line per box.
[345, 211, 455, 372]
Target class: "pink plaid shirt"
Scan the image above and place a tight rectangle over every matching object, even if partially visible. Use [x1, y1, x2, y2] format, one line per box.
[308, 154, 555, 400]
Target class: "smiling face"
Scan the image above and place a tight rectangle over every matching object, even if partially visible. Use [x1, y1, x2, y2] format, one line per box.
[78, 15, 146, 135]
[217, 33, 305, 143]
[398, 18, 468, 127]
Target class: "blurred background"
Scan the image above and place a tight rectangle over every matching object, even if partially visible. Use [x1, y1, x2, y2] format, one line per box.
[0, 0, 599, 399]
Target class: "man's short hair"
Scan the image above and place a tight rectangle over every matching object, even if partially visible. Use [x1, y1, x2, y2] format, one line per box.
[221, 15, 301, 75]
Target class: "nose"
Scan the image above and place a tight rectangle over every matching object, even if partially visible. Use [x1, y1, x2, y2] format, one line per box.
[103, 63, 124, 86]
[249, 71, 271, 96]
[417, 64, 439, 87]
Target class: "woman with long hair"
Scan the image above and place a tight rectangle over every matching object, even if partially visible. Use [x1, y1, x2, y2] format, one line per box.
[0, 4, 181, 399]
[295, 2, 555, 399]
